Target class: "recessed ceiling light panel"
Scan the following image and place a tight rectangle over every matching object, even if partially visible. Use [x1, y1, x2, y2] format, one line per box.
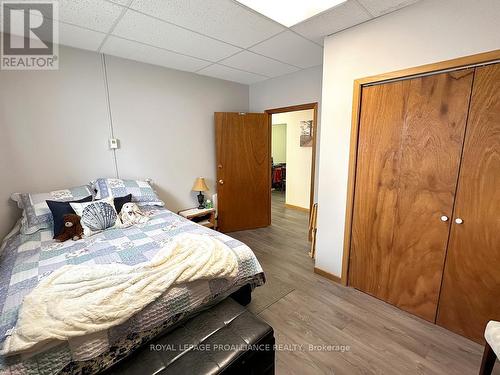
[236, 0, 348, 27]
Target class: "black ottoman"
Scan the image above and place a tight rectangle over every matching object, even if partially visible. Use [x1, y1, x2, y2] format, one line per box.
[107, 299, 275, 375]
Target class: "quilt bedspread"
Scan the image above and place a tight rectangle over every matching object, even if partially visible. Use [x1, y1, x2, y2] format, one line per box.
[0, 207, 265, 374]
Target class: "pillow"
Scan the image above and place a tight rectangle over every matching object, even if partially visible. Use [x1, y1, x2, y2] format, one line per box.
[93, 178, 164, 206]
[11, 185, 94, 235]
[48, 195, 128, 238]
[46, 195, 93, 238]
[114, 194, 132, 214]
[70, 198, 121, 237]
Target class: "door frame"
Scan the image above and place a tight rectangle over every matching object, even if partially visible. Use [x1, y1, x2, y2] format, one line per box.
[265, 102, 319, 220]
[341, 49, 500, 286]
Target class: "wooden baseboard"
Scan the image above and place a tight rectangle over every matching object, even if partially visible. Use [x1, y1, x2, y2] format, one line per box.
[314, 267, 341, 284]
[285, 203, 310, 212]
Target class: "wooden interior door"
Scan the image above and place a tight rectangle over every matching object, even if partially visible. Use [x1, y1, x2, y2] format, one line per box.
[349, 69, 474, 321]
[215, 112, 270, 232]
[436, 63, 500, 342]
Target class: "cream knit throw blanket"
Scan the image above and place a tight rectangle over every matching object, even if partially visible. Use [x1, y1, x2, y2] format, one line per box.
[2, 233, 238, 355]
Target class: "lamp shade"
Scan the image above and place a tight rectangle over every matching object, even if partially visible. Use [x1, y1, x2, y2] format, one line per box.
[192, 177, 209, 192]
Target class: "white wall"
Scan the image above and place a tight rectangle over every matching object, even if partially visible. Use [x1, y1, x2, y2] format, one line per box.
[271, 124, 287, 164]
[0, 47, 114, 239]
[104, 55, 248, 211]
[272, 110, 313, 209]
[316, 0, 500, 277]
[250, 66, 323, 202]
[0, 45, 249, 239]
[249, 66, 323, 113]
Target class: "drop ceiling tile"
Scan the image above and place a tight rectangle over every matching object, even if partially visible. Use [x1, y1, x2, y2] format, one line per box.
[220, 51, 299, 77]
[112, 10, 241, 62]
[58, 22, 107, 51]
[4, 8, 106, 51]
[197, 64, 267, 85]
[292, 0, 372, 44]
[106, 0, 133, 6]
[249, 31, 323, 69]
[101, 36, 211, 72]
[55, 0, 125, 33]
[5, 1, 122, 33]
[357, 0, 420, 17]
[130, 0, 285, 48]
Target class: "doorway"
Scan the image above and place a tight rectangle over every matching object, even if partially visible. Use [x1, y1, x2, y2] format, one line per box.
[214, 103, 317, 235]
[266, 103, 318, 226]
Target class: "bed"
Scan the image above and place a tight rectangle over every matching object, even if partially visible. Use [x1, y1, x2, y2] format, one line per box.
[0, 206, 265, 374]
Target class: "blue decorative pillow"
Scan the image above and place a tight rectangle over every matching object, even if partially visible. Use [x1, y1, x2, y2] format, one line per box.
[11, 185, 94, 234]
[113, 194, 132, 214]
[93, 178, 164, 207]
[46, 195, 93, 238]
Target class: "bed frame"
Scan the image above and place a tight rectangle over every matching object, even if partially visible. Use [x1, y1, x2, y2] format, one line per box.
[230, 283, 253, 306]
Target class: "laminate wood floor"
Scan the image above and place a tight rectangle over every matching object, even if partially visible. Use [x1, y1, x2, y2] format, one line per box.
[229, 191, 499, 375]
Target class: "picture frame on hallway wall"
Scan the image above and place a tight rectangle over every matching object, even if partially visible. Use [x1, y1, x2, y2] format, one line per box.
[300, 120, 313, 147]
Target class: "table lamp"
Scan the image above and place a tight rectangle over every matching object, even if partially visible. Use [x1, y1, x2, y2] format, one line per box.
[192, 177, 209, 209]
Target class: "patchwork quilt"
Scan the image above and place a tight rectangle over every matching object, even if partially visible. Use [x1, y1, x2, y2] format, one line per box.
[0, 207, 265, 374]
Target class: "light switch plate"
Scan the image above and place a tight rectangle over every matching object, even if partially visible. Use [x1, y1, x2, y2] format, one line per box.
[109, 138, 119, 149]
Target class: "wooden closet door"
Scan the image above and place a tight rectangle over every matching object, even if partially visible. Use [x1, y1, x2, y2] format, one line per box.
[349, 70, 474, 321]
[437, 63, 500, 342]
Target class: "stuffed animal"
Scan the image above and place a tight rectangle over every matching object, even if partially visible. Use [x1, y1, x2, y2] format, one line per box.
[55, 214, 84, 242]
[119, 203, 149, 226]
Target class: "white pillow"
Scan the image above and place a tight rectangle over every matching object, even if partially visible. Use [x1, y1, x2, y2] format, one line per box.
[70, 198, 121, 237]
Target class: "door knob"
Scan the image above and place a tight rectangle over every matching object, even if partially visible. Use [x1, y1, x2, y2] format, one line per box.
[218, 179, 224, 185]
[455, 217, 464, 224]
[440, 215, 449, 222]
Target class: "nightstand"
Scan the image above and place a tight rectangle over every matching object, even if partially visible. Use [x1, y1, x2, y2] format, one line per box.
[178, 207, 216, 229]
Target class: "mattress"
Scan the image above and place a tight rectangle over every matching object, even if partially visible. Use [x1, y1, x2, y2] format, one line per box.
[0, 207, 265, 374]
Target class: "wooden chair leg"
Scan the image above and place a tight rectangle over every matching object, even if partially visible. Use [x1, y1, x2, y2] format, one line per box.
[479, 342, 497, 375]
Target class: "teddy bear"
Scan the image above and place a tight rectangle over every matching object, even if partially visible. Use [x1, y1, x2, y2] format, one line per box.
[55, 214, 84, 242]
[119, 203, 149, 227]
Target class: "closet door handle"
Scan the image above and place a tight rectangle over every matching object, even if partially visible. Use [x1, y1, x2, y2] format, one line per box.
[440, 215, 449, 222]
[454, 217, 464, 225]
[218, 179, 224, 185]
